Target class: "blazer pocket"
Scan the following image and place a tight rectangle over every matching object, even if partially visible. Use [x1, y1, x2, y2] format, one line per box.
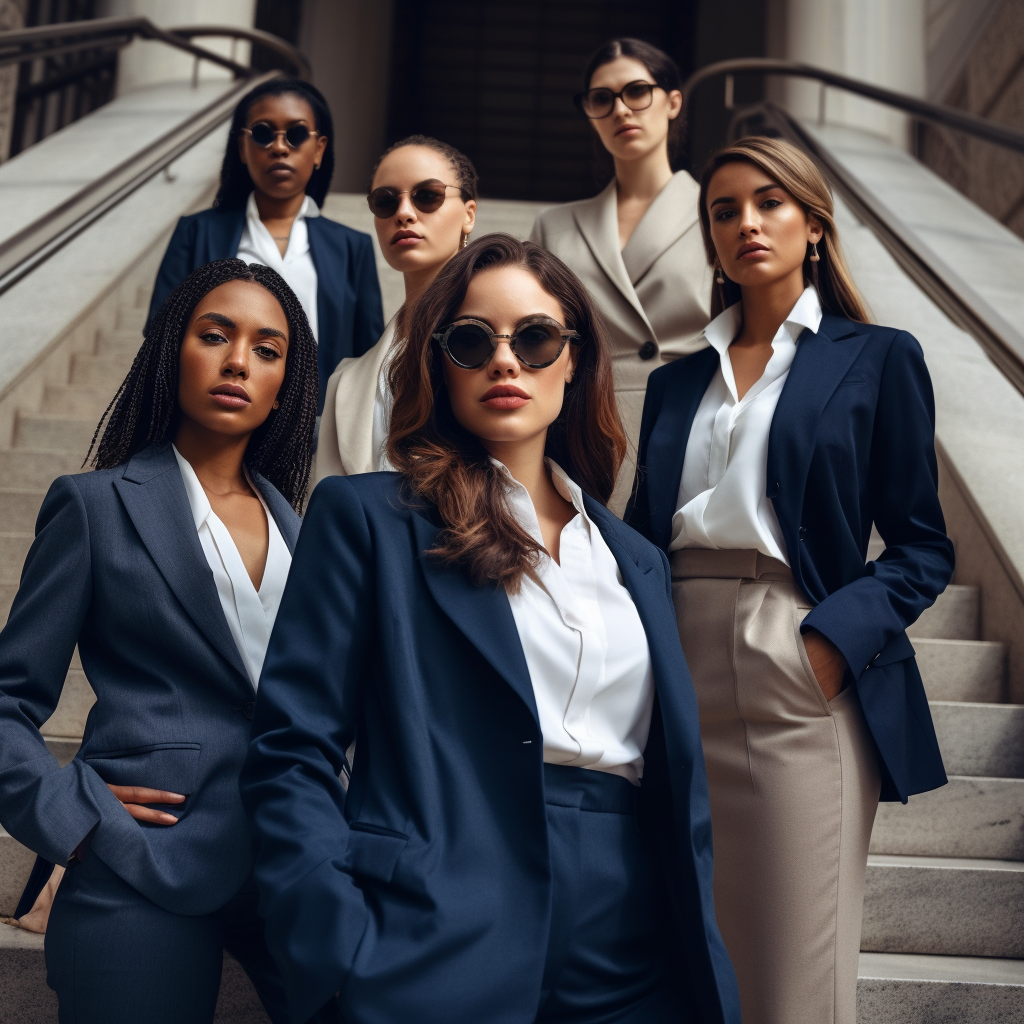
[343, 822, 410, 884]
[84, 742, 201, 795]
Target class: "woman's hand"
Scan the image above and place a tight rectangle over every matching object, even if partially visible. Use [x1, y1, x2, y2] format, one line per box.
[107, 784, 185, 825]
[802, 629, 848, 701]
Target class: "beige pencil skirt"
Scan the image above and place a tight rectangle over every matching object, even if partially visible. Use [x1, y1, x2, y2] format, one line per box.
[672, 549, 881, 1024]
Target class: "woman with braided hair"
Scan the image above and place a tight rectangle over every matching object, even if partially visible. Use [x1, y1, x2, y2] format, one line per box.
[0, 258, 320, 1024]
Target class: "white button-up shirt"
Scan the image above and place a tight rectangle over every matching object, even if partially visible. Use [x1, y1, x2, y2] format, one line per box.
[501, 460, 654, 784]
[236, 191, 320, 340]
[173, 447, 291, 688]
[670, 285, 823, 564]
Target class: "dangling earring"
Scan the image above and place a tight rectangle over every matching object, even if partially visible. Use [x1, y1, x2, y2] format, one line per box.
[715, 262, 725, 285]
[809, 242, 820, 262]
[461, 233, 470, 250]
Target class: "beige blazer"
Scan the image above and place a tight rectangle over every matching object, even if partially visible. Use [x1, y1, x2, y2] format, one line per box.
[530, 171, 711, 511]
[315, 318, 398, 484]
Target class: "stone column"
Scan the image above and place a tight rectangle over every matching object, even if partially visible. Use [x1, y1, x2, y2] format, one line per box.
[0, 0, 26, 161]
[775, 0, 926, 149]
[96, 0, 257, 94]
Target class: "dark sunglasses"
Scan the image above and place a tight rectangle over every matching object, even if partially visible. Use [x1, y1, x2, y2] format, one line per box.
[433, 317, 578, 370]
[367, 181, 461, 219]
[574, 80, 661, 119]
[242, 122, 320, 149]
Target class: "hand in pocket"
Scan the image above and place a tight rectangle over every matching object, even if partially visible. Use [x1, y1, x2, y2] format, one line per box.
[802, 629, 847, 701]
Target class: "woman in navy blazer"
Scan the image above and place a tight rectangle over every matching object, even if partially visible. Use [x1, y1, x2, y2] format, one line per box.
[0, 260, 319, 1023]
[627, 138, 954, 1024]
[241, 235, 740, 1024]
[149, 78, 384, 412]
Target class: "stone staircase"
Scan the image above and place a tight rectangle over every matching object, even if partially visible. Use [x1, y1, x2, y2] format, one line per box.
[0, 286, 268, 1023]
[0, 291, 1020, 1021]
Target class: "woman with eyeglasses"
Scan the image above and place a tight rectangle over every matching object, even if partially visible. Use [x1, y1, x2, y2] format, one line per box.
[530, 38, 710, 513]
[149, 78, 384, 414]
[315, 135, 477, 481]
[240, 235, 741, 1024]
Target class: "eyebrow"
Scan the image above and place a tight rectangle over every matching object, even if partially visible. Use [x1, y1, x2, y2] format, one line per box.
[709, 182, 784, 209]
[257, 327, 287, 340]
[196, 312, 286, 340]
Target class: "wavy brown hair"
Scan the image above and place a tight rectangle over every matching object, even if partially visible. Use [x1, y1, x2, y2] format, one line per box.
[699, 136, 869, 322]
[387, 234, 626, 592]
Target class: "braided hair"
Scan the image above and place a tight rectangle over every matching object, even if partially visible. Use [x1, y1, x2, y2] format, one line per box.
[88, 259, 319, 510]
[215, 78, 335, 209]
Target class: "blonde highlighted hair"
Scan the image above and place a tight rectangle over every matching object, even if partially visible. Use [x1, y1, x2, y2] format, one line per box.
[698, 136, 869, 322]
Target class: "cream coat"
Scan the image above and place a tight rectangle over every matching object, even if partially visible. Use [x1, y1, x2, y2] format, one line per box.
[530, 171, 711, 512]
[315, 318, 397, 484]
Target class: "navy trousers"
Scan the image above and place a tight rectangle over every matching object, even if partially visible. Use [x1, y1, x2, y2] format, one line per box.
[45, 850, 289, 1024]
[536, 764, 680, 1024]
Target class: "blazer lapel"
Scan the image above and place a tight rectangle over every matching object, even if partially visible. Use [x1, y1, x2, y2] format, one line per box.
[644, 347, 719, 551]
[767, 315, 870, 551]
[572, 181, 654, 337]
[201, 206, 245, 264]
[620, 171, 701, 286]
[113, 446, 251, 683]
[251, 473, 300, 553]
[410, 512, 538, 725]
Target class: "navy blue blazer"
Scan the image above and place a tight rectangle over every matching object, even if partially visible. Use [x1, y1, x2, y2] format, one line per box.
[626, 314, 955, 803]
[149, 205, 385, 411]
[0, 444, 299, 916]
[241, 472, 741, 1024]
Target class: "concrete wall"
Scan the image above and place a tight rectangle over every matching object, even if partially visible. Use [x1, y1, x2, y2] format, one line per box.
[97, 0, 256, 94]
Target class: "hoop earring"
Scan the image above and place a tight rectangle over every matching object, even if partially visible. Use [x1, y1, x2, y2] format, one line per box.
[714, 262, 725, 285]
[809, 242, 820, 263]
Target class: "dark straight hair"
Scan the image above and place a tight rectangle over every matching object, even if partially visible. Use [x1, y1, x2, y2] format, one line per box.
[582, 37, 685, 184]
[214, 78, 335, 209]
[88, 259, 319, 510]
[387, 234, 626, 592]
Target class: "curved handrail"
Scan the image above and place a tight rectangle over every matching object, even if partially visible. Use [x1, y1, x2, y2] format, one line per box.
[169, 25, 310, 79]
[683, 57, 1024, 156]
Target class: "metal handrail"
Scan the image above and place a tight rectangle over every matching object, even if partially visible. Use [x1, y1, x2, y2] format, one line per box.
[683, 59, 1024, 397]
[0, 16, 310, 297]
[683, 57, 1024, 157]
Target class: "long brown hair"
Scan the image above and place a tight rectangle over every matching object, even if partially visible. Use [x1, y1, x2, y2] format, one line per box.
[387, 234, 626, 592]
[698, 136, 869, 322]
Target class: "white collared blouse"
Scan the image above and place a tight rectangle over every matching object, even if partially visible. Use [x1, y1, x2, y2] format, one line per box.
[670, 285, 823, 563]
[500, 460, 654, 785]
[173, 447, 291, 688]
[236, 191, 320, 340]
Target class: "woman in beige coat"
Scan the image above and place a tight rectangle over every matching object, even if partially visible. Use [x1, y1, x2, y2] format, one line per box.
[315, 137, 477, 481]
[530, 38, 710, 511]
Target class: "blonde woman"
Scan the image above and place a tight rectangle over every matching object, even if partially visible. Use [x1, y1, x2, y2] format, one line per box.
[530, 38, 710, 510]
[627, 137, 953, 1024]
[315, 136, 476, 481]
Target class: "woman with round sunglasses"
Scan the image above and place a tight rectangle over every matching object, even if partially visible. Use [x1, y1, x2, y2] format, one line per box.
[240, 234, 741, 1024]
[149, 77, 384, 414]
[530, 38, 710, 512]
[315, 135, 477, 481]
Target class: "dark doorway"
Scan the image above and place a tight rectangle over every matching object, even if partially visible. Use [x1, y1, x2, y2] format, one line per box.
[386, 0, 698, 202]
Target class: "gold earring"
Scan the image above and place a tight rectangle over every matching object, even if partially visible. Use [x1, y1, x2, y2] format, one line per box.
[809, 242, 821, 262]
[715, 262, 725, 285]
[273, 400, 280, 410]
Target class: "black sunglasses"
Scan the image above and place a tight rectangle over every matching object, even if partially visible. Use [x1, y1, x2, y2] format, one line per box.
[367, 181, 461, 219]
[433, 317, 578, 370]
[242, 122, 320, 149]
[574, 80, 661, 119]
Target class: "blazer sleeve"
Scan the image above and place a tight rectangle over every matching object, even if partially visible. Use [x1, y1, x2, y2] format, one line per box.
[528, 212, 545, 246]
[0, 478, 118, 863]
[801, 331, 955, 677]
[148, 215, 198, 326]
[350, 233, 384, 358]
[241, 475, 374, 1022]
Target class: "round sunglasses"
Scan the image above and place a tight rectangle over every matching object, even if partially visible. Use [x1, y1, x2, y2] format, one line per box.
[242, 122, 320, 149]
[367, 181, 461, 219]
[434, 318, 578, 370]
[573, 80, 661, 119]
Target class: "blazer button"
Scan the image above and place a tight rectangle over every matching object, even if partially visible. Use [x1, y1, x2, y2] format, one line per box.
[767, 481, 780, 498]
[799, 526, 808, 540]
[638, 341, 657, 360]
[242, 702, 255, 720]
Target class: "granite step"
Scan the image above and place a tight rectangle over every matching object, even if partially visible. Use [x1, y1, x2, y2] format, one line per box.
[68, 353, 130, 389]
[870, 775, 1024, 859]
[862, 854, 1024, 958]
[915, 638, 1006, 702]
[40, 384, 116, 419]
[0, 450, 83, 492]
[0, 534, 33, 582]
[0, 827, 37, 917]
[908, 585, 980, 641]
[931, 700, 1024, 778]
[0, 490, 47, 535]
[857, 951, 1024, 1022]
[12, 416, 95, 456]
[96, 327, 142, 358]
[114, 304, 147, 333]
